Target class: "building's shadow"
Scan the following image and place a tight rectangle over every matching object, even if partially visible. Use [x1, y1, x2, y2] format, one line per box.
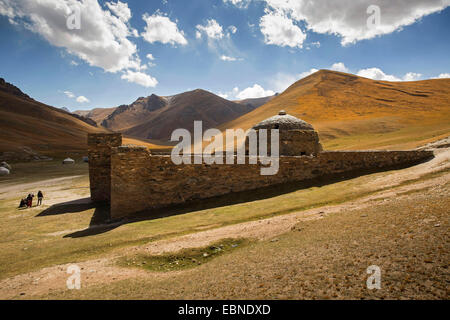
[36, 198, 116, 238]
[37, 198, 95, 216]
[39, 158, 433, 239]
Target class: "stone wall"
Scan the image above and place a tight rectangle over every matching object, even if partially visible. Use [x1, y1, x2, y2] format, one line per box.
[88, 133, 122, 202]
[109, 145, 433, 219]
[245, 130, 322, 156]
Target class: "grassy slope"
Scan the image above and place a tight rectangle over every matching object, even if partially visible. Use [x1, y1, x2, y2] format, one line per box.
[0, 91, 107, 156]
[0, 160, 448, 281]
[56, 180, 448, 299]
[221, 70, 450, 150]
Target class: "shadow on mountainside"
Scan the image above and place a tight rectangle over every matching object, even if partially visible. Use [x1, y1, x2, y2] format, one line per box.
[54, 157, 433, 238]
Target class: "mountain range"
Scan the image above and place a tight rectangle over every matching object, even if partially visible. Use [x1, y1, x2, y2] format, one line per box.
[75, 90, 274, 142]
[1, 70, 449, 161]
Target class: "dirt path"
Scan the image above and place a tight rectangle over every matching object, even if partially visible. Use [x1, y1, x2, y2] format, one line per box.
[0, 175, 86, 200]
[0, 149, 448, 299]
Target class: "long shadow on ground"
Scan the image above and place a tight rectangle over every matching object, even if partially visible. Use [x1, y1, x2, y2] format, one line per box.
[36, 198, 115, 238]
[46, 158, 433, 239]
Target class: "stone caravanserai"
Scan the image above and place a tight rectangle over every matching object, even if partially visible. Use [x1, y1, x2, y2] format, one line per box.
[88, 111, 433, 220]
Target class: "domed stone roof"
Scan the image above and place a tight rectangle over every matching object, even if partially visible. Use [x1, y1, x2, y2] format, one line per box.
[252, 110, 314, 131]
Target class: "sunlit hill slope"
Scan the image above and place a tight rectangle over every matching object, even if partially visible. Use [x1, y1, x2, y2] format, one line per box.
[222, 70, 450, 150]
[0, 78, 108, 160]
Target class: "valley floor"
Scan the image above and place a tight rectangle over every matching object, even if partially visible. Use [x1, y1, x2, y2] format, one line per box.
[0, 148, 448, 299]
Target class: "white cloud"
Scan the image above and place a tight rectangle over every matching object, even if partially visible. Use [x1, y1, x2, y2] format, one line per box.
[260, 11, 306, 48]
[196, 19, 224, 40]
[217, 92, 229, 99]
[146, 53, 155, 61]
[264, 0, 450, 46]
[435, 73, 450, 79]
[106, 1, 131, 22]
[357, 68, 401, 81]
[0, 0, 143, 73]
[330, 62, 350, 73]
[220, 55, 242, 62]
[64, 91, 75, 99]
[403, 72, 422, 81]
[121, 70, 158, 88]
[236, 84, 275, 99]
[0, 0, 159, 87]
[142, 11, 187, 46]
[223, 0, 251, 9]
[298, 68, 319, 79]
[228, 25, 238, 34]
[76, 96, 90, 103]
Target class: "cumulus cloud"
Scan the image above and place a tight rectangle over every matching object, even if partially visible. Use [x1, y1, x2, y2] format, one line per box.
[76, 96, 90, 103]
[435, 73, 450, 79]
[196, 19, 224, 40]
[356, 68, 401, 81]
[330, 62, 350, 73]
[64, 90, 90, 103]
[264, 0, 450, 46]
[141, 11, 187, 46]
[105, 1, 131, 22]
[217, 92, 229, 99]
[236, 84, 275, 99]
[260, 11, 306, 48]
[0, 0, 158, 87]
[121, 70, 158, 88]
[223, 0, 251, 9]
[146, 53, 155, 61]
[403, 72, 422, 81]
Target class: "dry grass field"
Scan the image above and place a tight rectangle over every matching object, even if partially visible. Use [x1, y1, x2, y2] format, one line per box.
[0, 145, 448, 299]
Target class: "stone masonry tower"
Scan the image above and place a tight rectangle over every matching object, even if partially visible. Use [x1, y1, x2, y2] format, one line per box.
[88, 133, 122, 203]
[246, 110, 323, 156]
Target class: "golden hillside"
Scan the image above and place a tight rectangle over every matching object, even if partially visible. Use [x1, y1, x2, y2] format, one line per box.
[221, 70, 450, 150]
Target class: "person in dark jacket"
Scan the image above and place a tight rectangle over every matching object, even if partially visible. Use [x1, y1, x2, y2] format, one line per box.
[19, 198, 27, 208]
[37, 190, 44, 206]
[26, 194, 33, 208]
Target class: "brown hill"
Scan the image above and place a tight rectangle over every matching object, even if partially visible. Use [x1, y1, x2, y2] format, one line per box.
[104, 89, 258, 142]
[74, 107, 116, 125]
[234, 95, 276, 109]
[0, 78, 107, 161]
[221, 70, 450, 150]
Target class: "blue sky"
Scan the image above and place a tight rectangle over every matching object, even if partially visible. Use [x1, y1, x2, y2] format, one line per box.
[0, 0, 449, 111]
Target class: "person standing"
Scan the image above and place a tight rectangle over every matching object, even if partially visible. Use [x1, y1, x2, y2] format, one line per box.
[26, 194, 33, 208]
[37, 190, 44, 206]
